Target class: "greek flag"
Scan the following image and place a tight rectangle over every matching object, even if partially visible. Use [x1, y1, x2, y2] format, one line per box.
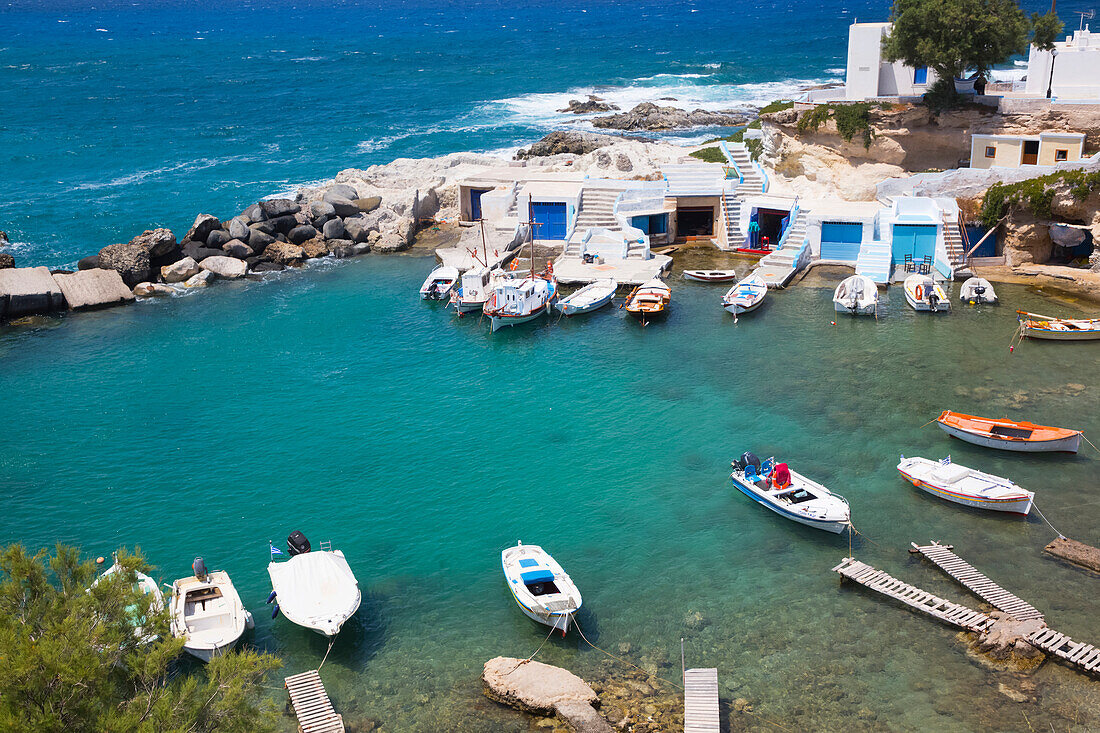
[940, 456, 952, 466]
[270, 545, 283, 557]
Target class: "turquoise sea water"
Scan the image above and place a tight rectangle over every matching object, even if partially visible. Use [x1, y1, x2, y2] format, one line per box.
[2, 256, 1099, 731]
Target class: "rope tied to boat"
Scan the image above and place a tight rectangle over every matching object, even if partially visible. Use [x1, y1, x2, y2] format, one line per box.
[503, 622, 558, 676]
[571, 614, 683, 691]
[317, 637, 336, 671]
[1081, 432, 1100, 457]
[1032, 503, 1066, 540]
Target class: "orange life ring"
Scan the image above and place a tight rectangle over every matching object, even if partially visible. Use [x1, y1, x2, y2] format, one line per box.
[773, 477, 791, 490]
[914, 284, 923, 301]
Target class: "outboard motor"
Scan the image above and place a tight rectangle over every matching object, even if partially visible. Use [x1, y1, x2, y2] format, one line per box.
[287, 531, 311, 557]
[741, 451, 762, 473]
[928, 289, 940, 311]
[192, 556, 208, 581]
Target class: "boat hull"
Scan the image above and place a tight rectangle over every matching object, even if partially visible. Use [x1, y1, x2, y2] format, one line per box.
[508, 585, 572, 633]
[1023, 327, 1100, 341]
[729, 475, 849, 534]
[898, 469, 1033, 515]
[937, 422, 1081, 453]
[490, 306, 548, 332]
[833, 300, 876, 315]
[183, 635, 242, 662]
[723, 299, 763, 315]
[683, 271, 738, 283]
[904, 292, 949, 312]
[556, 291, 614, 316]
[453, 299, 485, 314]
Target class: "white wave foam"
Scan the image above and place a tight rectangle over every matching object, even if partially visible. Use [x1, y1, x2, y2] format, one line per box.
[826, 67, 845, 75]
[988, 67, 1027, 82]
[72, 154, 254, 191]
[633, 73, 715, 81]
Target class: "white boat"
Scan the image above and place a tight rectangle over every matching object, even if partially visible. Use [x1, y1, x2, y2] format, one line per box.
[1017, 310, 1100, 341]
[959, 277, 997, 304]
[419, 265, 459, 300]
[268, 533, 361, 637]
[501, 542, 582, 636]
[450, 266, 503, 315]
[170, 558, 253, 662]
[555, 278, 616, 316]
[903, 274, 949, 312]
[897, 455, 1034, 515]
[483, 274, 556, 332]
[721, 272, 767, 315]
[683, 270, 738, 283]
[729, 452, 851, 534]
[93, 556, 165, 643]
[832, 274, 878, 316]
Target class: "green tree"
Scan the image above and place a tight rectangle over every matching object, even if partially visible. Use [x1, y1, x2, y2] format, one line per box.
[882, 0, 1030, 80]
[0, 544, 281, 733]
[1030, 11, 1064, 51]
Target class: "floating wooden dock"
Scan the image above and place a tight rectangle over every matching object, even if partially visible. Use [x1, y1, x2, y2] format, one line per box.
[832, 557, 994, 632]
[1026, 628, 1100, 674]
[910, 542, 1044, 621]
[683, 667, 720, 733]
[285, 670, 344, 733]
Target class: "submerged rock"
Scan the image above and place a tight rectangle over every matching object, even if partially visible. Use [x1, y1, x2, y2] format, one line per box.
[559, 95, 619, 114]
[482, 657, 612, 733]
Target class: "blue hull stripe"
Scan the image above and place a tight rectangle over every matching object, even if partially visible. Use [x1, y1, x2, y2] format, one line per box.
[730, 477, 846, 530]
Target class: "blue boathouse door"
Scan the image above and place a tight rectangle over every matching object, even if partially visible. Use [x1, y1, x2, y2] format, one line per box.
[892, 224, 938, 267]
[530, 202, 567, 240]
[819, 222, 863, 261]
[469, 188, 492, 222]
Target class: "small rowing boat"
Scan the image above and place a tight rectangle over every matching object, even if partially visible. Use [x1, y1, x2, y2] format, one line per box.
[729, 452, 851, 534]
[555, 278, 616, 316]
[1017, 310, 1100, 341]
[501, 542, 581, 636]
[903, 274, 949, 312]
[419, 265, 459, 300]
[170, 558, 253, 662]
[936, 410, 1082, 453]
[93, 555, 165, 644]
[721, 272, 766, 315]
[897, 455, 1034, 515]
[960, 277, 997, 304]
[624, 278, 670, 321]
[832, 274, 878, 316]
[682, 270, 738, 283]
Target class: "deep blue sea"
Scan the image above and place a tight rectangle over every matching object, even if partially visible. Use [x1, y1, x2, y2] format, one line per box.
[3, 2, 1099, 731]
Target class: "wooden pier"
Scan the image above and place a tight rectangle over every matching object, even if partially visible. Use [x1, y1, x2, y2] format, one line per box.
[910, 542, 1044, 621]
[832, 557, 994, 632]
[285, 670, 344, 733]
[1026, 629, 1100, 674]
[683, 667, 720, 733]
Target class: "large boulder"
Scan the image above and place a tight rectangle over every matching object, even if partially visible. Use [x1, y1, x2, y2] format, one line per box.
[206, 229, 231, 248]
[222, 239, 254, 259]
[558, 95, 619, 114]
[310, 200, 336, 222]
[183, 270, 214, 288]
[516, 131, 624, 159]
[327, 183, 359, 201]
[394, 216, 416, 245]
[97, 241, 151, 287]
[185, 214, 221, 244]
[288, 224, 318, 244]
[263, 241, 305, 265]
[161, 256, 201, 283]
[0, 266, 67, 318]
[592, 102, 749, 131]
[268, 215, 300, 235]
[242, 203, 265, 222]
[227, 217, 251, 243]
[259, 198, 299, 219]
[199, 255, 248, 278]
[129, 228, 178, 258]
[133, 282, 175, 297]
[355, 196, 382, 213]
[343, 216, 375, 243]
[77, 255, 100, 270]
[322, 217, 346, 240]
[250, 261, 286, 273]
[300, 238, 330, 259]
[482, 658, 611, 733]
[372, 232, 410, 253]
[246, 228, 274, 254]
[0, 253, 13, 269]
[323, 194, 360, 218]
[181, 242, 226, 262]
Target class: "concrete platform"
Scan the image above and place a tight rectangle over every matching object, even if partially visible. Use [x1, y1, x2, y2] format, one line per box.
[753, 264, 797, 288]
[553, 254, 672, 285]
[0, 266, 66, 320]
[53, 269, 134, 310]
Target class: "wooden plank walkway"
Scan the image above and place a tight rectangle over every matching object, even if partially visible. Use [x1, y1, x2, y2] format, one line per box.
[912, 542, 1045, 622]
[285, 670, 344, 733]
[832, 557, 994, 633]
[1027, 628, 1100, 675]
[683, 667, 720, 733]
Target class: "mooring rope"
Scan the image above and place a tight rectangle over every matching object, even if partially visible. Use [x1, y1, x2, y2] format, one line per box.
[317, 637, 336, 671]
[1032, 503, 1066, 540]
[572, 615, 683, 690]
[1081, 433, 1100, 457]
[503, 622, 559, 676]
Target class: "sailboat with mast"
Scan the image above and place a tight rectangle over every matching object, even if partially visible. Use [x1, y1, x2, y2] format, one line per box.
[483, 198, 557, 332]
[450, 219, 506, 315]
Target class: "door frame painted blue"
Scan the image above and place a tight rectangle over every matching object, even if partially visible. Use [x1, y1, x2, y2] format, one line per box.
[892, 224, 938, 267]
[819, 221, 863, 261]
[469, 188, 492, 222]
[530, 201, 568, 240]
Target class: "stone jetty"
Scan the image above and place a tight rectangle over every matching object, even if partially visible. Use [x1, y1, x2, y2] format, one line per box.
[482, 657, 613, 733]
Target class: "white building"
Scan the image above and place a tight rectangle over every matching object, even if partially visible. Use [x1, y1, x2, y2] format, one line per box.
[1024, 26, 1100, 101]
[843, 22, 936, 102]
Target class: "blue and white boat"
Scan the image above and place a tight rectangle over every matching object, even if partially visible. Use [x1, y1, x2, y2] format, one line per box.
[501, 542, 581, 635]
[721, 272, 767, 315]
[555, 278, 616, 316]
[729, 452, 851, 534]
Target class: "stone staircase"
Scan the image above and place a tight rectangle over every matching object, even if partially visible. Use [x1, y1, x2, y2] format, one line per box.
[942, 214, 968, 275]
[755, 210, 808, 287]
[721, 192, 744, 250]
[564, 187, 622, 257]
[855, 240, 892, 284]
[723, 142, 767, 193]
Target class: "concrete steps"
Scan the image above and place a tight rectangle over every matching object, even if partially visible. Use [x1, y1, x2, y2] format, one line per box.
[722, 142, 766, 193]
[721, 193, 744, 250]
[856, 241, 892, 284]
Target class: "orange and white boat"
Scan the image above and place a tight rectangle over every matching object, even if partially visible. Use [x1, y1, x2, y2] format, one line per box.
[1017, 310, 1100, 341]
[936, 410, 1082, 453]
[624, 278, 670, 321]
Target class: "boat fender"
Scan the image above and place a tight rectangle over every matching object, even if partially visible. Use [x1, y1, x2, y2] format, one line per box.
[266, 590, 277, 604]
[245, 611, 254, 630]
[271, 604, 280, 620]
